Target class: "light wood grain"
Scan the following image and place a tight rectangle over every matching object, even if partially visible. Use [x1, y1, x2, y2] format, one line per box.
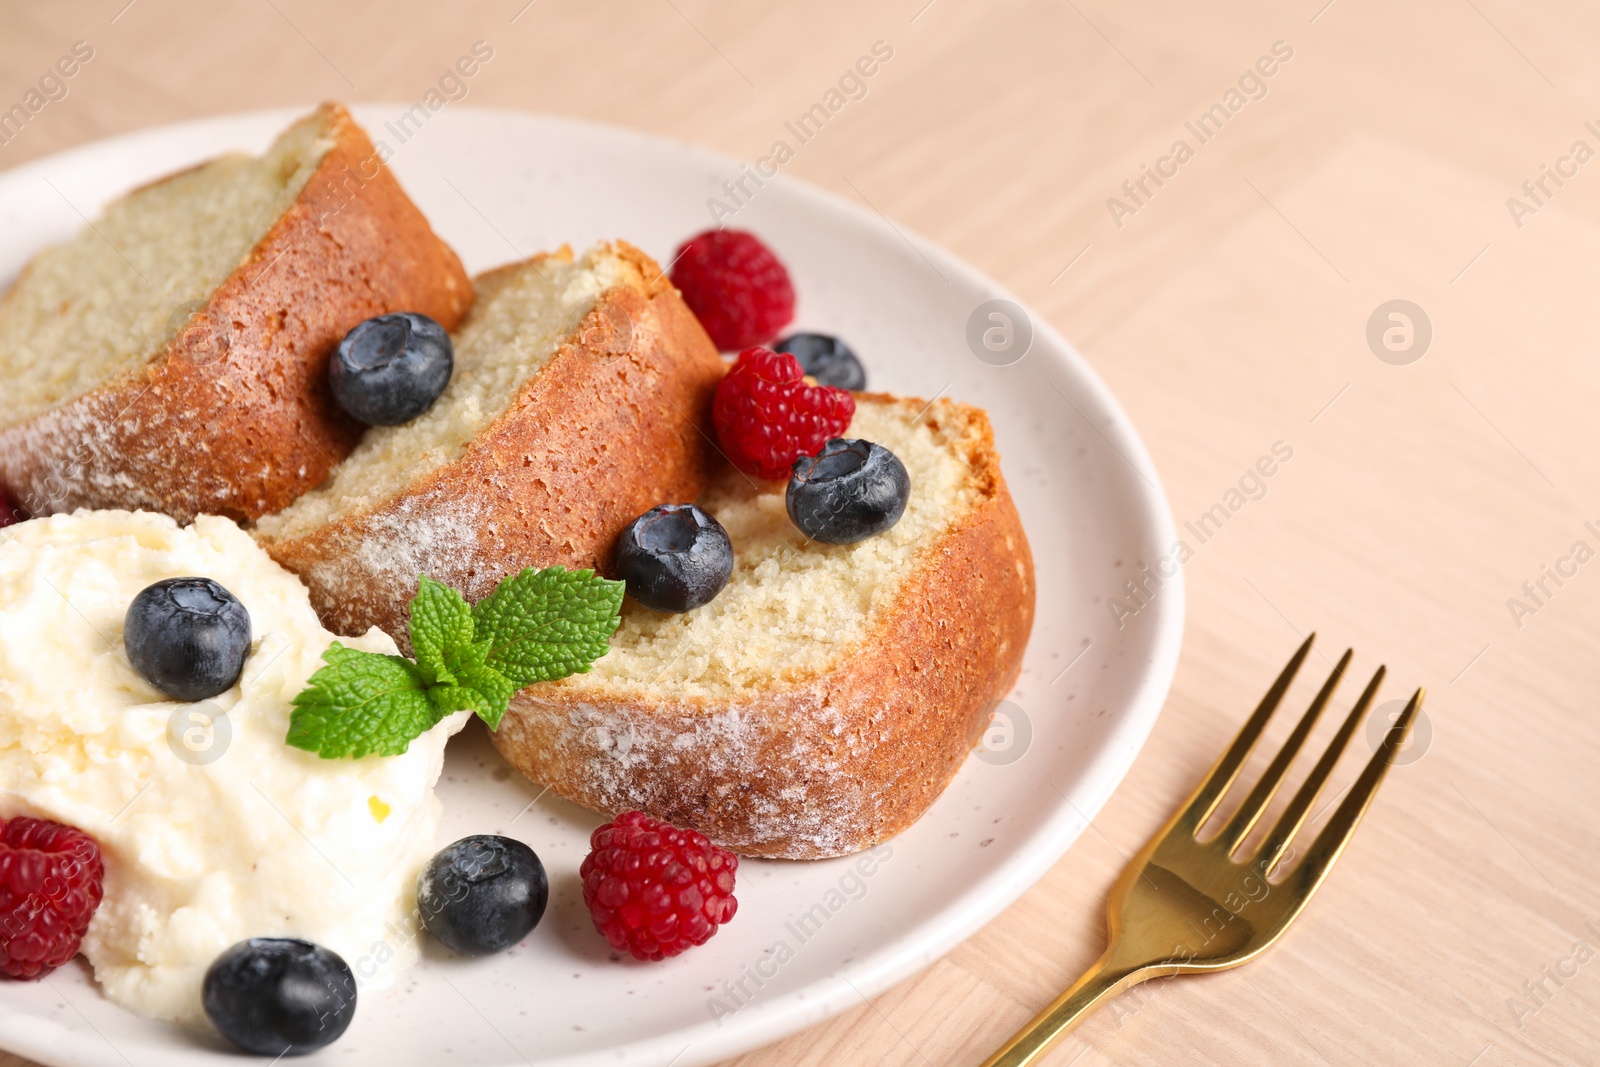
[2, 2, 1598, 1065]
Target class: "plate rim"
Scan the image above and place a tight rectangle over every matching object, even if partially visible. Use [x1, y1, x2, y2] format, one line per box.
[0, 103, 1185, 1067]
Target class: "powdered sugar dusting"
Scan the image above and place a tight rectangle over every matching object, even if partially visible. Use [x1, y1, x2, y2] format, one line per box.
[513, 688, 881, 859]
[0, 380, 272, 522]
[286, 492, 485, 640]
[352, 496, 483, 600]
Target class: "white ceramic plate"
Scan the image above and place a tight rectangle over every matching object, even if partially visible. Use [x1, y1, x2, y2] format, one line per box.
[0, 106, 1183, 1067]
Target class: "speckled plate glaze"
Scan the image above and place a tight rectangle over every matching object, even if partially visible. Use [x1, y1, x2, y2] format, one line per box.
[0, 106, 1183, 1067]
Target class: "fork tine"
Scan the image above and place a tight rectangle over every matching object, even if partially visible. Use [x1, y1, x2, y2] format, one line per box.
[1176, 634, 1315, 835]
[1274, 687, 1421, 893]
[1217, 648, 1353, 853]
[1256, 664, 1386, 872]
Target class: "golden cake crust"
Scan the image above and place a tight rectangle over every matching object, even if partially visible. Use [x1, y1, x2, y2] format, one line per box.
[0, 102, 473, 522]
[490, 398, 1036, 859]
[257, 242, 728, 645]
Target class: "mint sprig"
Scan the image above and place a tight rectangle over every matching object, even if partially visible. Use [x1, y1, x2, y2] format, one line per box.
[288, 567, 624, 759]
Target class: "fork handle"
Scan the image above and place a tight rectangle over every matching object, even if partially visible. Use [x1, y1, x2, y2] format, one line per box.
[979, 948, 1150, 1067]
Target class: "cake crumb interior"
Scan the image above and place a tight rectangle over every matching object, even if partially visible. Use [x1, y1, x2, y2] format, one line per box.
[0, 111, 333, 428]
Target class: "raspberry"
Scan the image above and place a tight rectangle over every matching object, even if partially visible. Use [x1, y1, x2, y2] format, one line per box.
[713, 347, 855, 480]
[670, 230, 795, 350]
[0, 816, 104, 979]
[580, 811, 737, 962]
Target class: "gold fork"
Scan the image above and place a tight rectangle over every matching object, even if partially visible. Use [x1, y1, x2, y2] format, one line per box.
[981, 634, 1422, 1067]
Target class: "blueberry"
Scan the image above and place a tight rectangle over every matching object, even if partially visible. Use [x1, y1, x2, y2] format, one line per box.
[787, 439, 911, 544]
[329, 312, 453, 426]
[124, 578, 251, 702]
[775, 333, 866, 390]
[418, 835, 548, 956]
[202, 938, 356, 1056]
[615, 504, 734, 613]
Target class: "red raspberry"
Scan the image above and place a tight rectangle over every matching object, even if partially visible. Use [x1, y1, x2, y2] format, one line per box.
[670, 230, 795, 350]
[713, 347, 855, 480]
[0, 817, 104, 979]
[580, 811, 737, 962]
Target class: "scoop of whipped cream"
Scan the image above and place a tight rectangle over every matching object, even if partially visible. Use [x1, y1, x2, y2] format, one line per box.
[0, 510, 465, 1024]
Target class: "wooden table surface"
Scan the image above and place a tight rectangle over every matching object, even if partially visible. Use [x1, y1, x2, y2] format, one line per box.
[2, 2, 1597, 1064]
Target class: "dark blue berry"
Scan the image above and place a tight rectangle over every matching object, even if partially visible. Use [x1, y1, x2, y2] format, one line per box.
[202, 938, 356, 1056]
[615, 504, 734, 613]
[124, 578, 251, 702]
[775, 333, 866, 390]
[329, 312, 453, 426]
[418, 835, 548, 956]
[787, 439, 910, 544]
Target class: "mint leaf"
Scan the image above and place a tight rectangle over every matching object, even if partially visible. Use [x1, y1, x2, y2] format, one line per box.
[287, 643, 440, 759]
[438, 634, 490, 689]
[432, 638, 518, 729]
[427, 682, 493, 720]
[409, 575, 475, 687]
[472, 566, 625, 687]
[457, 663, 517, 730]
